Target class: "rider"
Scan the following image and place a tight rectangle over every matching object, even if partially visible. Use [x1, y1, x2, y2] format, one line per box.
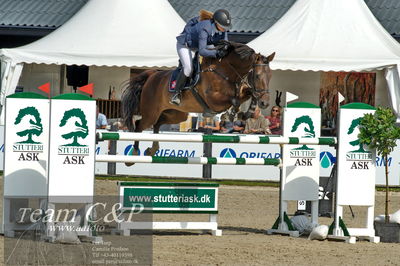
[171, 9, 232, 105]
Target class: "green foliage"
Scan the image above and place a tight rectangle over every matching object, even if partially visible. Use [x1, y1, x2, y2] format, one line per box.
[359, 107, 400, 222]
[358, 107, 400, 157]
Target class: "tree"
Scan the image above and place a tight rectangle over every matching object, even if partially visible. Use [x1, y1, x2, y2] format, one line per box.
[358, 107, 400, 223]
[14, 106, 43, 144]
[59, 108, 88, 146]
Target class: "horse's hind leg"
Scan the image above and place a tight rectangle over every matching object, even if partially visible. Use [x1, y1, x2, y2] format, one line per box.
[144, 124, 160, 156]
[125, 120, 141, 166]
[144, 110, 188, 156]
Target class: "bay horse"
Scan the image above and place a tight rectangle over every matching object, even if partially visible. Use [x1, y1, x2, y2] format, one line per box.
[121, 41, 275, 160]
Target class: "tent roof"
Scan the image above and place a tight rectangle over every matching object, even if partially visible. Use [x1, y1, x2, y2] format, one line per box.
[248, 0, 400, 72]
[0, 0, 185, 67]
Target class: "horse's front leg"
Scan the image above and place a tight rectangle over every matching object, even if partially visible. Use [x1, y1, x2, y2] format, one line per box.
[145, 141, 159, 156]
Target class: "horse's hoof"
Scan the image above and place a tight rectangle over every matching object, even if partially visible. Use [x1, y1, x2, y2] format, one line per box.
[144, 148, 152, 156]
[125, 162, 135, 167]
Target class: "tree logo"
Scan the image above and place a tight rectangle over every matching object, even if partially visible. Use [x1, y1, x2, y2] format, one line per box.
[347, 117, 367, 153]
[345, 117, 372, 169]
[14, 106, 43, 144]
[291, 115, 315, 138]
[59, 108, 88, 146]
[290, 115, 315, 151]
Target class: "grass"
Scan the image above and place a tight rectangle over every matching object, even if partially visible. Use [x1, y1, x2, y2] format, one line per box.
[96, 175, 400, 191]
[96, 175, 280, 187]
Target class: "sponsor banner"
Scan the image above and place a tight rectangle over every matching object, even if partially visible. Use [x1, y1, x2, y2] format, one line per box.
[48, 94, 96, 201]
[319, 143, 400, 186]
[282, 103, 321, 201]
[120, 184, 218, 212]
[4, 94, 50, 197]
[212, 143, 281, 179]
[336, 104, 376, 206]
[95, 132, 400, 185]
[114, 133, 203, 178]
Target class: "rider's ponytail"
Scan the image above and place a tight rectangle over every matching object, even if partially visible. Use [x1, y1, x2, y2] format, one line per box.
[199, 9, 213, 21]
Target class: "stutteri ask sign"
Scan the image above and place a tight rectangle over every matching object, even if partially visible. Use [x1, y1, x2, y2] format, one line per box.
[119, 182, 218, 212]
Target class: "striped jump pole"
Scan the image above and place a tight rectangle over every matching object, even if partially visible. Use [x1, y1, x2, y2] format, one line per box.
[96, 155, 281, 166]
[97, 132, 336, 145]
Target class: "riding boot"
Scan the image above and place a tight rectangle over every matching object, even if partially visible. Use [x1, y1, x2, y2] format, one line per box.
[170, 72, 188, 106]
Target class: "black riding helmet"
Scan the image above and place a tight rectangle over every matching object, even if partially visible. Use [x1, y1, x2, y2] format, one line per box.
[213, 9, 232, 30]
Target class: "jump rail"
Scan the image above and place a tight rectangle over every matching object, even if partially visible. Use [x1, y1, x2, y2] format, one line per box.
[96, 155, 281, 166]
[97, 132, 337, 145]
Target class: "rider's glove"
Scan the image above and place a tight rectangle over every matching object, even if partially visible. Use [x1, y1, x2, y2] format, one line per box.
[216, 48, 228, 59]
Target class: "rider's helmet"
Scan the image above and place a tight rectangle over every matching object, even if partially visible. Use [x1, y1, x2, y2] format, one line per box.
[213, 9, 232, 30]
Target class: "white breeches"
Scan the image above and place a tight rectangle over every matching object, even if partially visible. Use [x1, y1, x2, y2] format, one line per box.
[177, 42, 193, 77]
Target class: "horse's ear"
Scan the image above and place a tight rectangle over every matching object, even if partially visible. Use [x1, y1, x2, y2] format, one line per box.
[266, 52, 276, 63]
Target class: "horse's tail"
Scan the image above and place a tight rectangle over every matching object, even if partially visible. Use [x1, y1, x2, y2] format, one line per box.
[121, 70, 156, 131]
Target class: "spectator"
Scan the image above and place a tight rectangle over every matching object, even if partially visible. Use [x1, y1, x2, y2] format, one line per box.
[96, 105, 108, 129]
[244, 107, 271, 134]
[220, 113, 234, 133]
[232, 112, 246, 133]
[197, 113, 221, 133]
[265, 105, 282, 135]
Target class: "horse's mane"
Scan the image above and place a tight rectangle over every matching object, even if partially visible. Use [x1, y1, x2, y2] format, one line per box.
[215, 40, 255, 60]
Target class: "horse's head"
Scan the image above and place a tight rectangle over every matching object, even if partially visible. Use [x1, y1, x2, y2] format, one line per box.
[214, 42, 275, 109]
[248, 53, 275, 109]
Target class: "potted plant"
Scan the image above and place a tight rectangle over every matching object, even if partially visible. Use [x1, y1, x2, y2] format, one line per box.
[358, 106, 400, 242]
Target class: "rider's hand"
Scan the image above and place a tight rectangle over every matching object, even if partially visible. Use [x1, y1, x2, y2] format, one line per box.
[216, 49, 228, 59]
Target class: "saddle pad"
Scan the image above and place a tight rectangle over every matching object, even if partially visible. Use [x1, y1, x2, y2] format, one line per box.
[169, 53, 201, 93]
[169, 67, 181, 92]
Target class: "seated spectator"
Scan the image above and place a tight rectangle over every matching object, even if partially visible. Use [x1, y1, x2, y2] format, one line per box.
[232, 112, 246, 133]
[197, 113, 221, 133]
[220, 113, 234, 133]
[96, 105, 108, 129]
[244, 107, 271, 134]
[265, 105, 282, 135]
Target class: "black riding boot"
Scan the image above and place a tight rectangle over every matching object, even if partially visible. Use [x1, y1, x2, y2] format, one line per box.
[170, 73, 188, 106]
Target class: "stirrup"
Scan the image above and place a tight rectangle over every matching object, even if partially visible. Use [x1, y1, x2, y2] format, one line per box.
[170, 93, 181, 105]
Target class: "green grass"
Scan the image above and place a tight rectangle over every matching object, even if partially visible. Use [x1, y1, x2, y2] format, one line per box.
[376, 186, 400, 192]
[95, 175, 280, 187]
[96, 175, 400, 191]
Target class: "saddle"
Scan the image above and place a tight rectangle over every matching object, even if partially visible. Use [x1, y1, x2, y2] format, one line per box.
[169, 52, 201, 92]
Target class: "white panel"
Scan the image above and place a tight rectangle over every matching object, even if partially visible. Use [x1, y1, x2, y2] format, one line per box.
[336, 107, 376, 206]
[4, 97, 49, 197]
[48, 97, 96, 202]
[282, 106, 320, 200]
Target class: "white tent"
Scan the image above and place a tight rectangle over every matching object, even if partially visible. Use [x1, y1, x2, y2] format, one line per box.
[248, 0, 400, 122]
[0, 0, 185, 122]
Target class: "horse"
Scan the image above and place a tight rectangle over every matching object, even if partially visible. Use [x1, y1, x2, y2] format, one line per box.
[121, 41, 275, 160]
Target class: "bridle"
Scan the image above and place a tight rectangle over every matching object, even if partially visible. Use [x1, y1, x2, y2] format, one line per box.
[199, 52, 271, 118]
[247, 61, 270, 99]
[202, 55, 270, 99]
